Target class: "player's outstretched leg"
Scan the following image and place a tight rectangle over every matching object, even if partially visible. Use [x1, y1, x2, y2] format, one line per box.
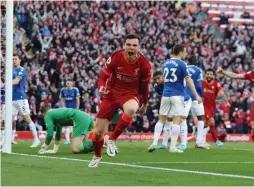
[23, 115, 40, 147]
[108, 113, 133, 156]
[148, 121, 163, 152]
[209, 121, 223, 147]
[157, 121, 172, 149]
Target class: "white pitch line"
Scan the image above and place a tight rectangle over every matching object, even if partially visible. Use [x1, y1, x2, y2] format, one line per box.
[6, 152, 254, 180]
[133, 161, 254, 164]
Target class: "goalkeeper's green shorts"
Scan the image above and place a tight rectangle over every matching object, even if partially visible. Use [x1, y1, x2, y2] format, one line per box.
[72, 112, 93, 138]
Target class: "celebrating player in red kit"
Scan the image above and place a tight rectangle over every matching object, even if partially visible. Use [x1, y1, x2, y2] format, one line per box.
[88, 34, 151, 167]
[202, 68, 230, 147]
[217, 65, 254, 143]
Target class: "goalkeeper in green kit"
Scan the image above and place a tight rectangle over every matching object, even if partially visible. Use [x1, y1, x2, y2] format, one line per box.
[38, 104, 95, 154]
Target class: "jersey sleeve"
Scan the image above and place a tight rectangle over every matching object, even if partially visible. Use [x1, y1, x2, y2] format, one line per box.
[181, 62, 190, 78]
[243, 71, 252, 80]
[55, 126, 62, 141]
[74, 87, 80, 97]
[197, 68, 203, 81]
[105, 54, 117, 74]
[44, 112, 55, 143]
[59, 88, 64, 98]
[141, 60, 152, 82]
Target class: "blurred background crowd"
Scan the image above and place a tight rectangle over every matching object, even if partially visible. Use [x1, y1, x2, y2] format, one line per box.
[1, 1, 253, 135]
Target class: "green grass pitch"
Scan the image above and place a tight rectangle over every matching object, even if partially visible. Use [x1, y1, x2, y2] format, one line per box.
[1, 141, 254, 186]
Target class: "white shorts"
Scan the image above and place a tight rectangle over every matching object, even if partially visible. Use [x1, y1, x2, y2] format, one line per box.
[12, 99, 30, 116]
[1, 104, 18, 121]
[184, 98, 192, 117]
[159, 96, 185, 117]
[191, 100, 205, 117]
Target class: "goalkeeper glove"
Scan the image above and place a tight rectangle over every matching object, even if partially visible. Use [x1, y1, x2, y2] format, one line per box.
[38, 143, 48, 154]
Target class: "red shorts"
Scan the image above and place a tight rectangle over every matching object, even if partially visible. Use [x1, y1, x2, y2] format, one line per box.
[97, 94, 140, 121]
[204, 107, 215, 121]
[250, 103, 254, 122]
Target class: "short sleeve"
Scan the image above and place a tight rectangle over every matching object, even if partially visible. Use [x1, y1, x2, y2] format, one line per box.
[59, 88, 64, 98]
[75, 87, 80, 97]
[181, 62, 190, 78]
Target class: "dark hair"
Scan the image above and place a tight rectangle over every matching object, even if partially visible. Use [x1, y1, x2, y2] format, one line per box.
[39, 104, 51, 114]
[153, 71, 163, 77]
[173, 44, 186, 56]
[66, 78, 73, 82]
[188, 55, 197, 65]
[124, 34, 141, 43]
[205, 68, 215, 75]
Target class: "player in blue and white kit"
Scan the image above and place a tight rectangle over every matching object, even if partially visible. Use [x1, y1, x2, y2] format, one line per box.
[151, 44, 202, 153]
[148, 71, 192, 151]
[186, 55, 208, 149]
[12, 54, 40, 147]
[59, 78, 80, 144]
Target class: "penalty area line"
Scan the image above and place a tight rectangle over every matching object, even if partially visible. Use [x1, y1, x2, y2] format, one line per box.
[8, 152, 254, 180]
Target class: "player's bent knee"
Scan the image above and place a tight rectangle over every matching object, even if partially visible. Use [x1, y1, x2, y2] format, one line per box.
[124, 108, 137, 117]
[72, 148, 80, 154]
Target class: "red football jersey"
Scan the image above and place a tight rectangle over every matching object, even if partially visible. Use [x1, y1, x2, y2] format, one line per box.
[243, 70, 254, 82]
[104, 50, 151, 98]
[202, 80, 222, 110]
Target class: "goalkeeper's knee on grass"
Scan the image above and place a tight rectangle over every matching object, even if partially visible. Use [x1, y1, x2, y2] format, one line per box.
[76, 140, 94, 154]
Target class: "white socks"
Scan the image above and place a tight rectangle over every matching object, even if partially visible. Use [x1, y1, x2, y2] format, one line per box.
[203, 127, 209, 145]
[29, 122, 39, 141]
[170, 124, 180, 150]
[196, 121, 204, 145]
[64, 127, 70, 142]
[162, 121, 172, 146]
[152, 121, 163, 145]
[180, 120, 188, 146]
[12, 130, 16, 141]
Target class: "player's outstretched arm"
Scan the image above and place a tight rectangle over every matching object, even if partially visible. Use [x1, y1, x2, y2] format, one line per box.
[217, 67, 244, 79]
[186, 76, 202, 103]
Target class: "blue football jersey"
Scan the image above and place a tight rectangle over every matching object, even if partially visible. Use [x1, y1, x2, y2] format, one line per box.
[162, 58, 190, 97]
[60, 87, 80, 108]
[13, 67, 28, 101]
[1, 86, 5, 104]
[154, 83, 163, 96]
[186, 65, 203, 100]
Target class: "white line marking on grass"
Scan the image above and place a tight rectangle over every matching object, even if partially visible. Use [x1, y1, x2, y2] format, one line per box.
[133, 161, 254, 164]
[7, 152, 254, 180]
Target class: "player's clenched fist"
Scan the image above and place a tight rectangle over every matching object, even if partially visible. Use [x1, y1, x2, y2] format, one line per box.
[137, 104, 148, 115]
[216, 67, 223, 74]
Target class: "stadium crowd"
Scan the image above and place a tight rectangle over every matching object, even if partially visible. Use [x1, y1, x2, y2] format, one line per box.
[1, 1, 253, 134]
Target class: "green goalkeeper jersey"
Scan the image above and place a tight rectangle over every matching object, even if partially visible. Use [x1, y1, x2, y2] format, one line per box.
[44, 108, 94, 143]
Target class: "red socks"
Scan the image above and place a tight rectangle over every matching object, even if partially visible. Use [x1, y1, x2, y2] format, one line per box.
[92, 133, 104, 157]
[209, 123, 218, 142]
[110, 113, 134, 140]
